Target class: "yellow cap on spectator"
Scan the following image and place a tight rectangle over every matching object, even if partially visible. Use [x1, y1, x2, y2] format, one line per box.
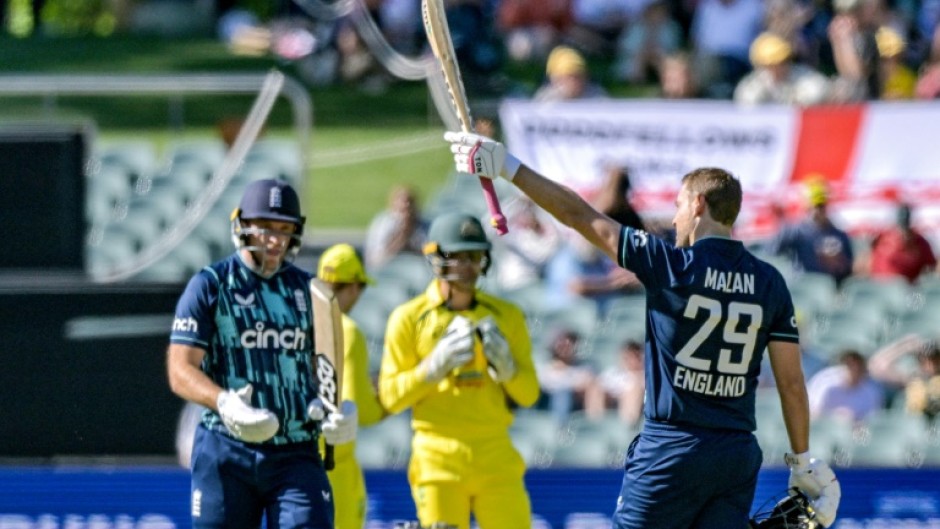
[750, 33, 792, 67]
[546, 46, 587, 77]
[876, 26, 906, 58]
[317, 243, 374, 285]
[804, 177, 829, 207]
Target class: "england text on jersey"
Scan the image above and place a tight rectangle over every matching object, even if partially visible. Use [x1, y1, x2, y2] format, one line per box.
[704, 267, 755, 295]
[674, 366, 746, 397]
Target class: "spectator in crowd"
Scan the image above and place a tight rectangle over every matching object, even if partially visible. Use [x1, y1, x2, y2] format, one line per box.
[733, 31, 832, 105]
[536, 328, 600, 426]
[544, 233, 642, 315]
[568, 0, 642, 56]
[335, 18, 389, 94]
[876, 26, 918, 99]
[375, 0, 422, 54]
[657, 52, 702, 98]
[690, 0, 767, 99]
[611, 0, 683, 84]
[767, 180, 855, 285]
[491, 196, 563, 291]
[534, 45, 608, 101]
[857, 202, 937, 283]
[592, 166, 645, 230]
[868, 334, 940, 420]
[497, 0, 573, 62]
[827, 0, 882, 101]
[444, 0, 505, 94]
[915, 54, 940, 98]
[364, 184, 428, 271]
[807, 350, 885, 423]
[378, 212, 539, 529]
[589, 339, 646, 426]
[763, 0, 816, 61]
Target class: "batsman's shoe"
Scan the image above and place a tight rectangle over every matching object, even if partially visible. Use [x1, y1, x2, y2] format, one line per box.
[445, 131, 521, 181]
[217, 384, 280, 443]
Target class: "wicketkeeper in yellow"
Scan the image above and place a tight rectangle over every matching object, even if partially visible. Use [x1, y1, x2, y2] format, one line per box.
[378, 212, 540, 529]
[317, 243, 388, 529]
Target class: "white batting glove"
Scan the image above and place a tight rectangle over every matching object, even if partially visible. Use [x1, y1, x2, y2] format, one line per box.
[306, 397, 328, 421]
[216, 384, 280, 443]
[785, 452, 841, 527]
[477, 316, 516, 382]
[444, 131, 521, 181]
[421, 315, 475, 382]
[321, 400, 358, 445]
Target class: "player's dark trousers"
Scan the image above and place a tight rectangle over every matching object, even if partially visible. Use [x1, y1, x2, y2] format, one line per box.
[191, 425, 334, 529]
[612, 420, 762, 529]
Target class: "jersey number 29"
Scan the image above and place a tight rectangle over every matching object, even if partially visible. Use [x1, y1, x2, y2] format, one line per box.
[676, 294, 763, 375]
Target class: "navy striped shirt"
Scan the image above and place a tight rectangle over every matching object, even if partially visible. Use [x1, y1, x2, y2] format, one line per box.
[170, 254, 318, 444]
[618, 228, 799, 432]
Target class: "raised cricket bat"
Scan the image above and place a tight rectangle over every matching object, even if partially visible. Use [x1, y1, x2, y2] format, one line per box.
[422, 0, 508, 235]
[310, 278, 344, 471]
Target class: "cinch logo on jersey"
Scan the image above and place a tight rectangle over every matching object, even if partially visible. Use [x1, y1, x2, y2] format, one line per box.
[240, 322, 307, 349]
[173, 317, 198, 333]
[674, 366, 746, 397]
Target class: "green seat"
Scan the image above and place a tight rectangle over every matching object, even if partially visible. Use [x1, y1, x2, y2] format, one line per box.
[550, 434, 623, 469]
[372, 253, 433, 297]
[839, 276, 913, 315]
[356, 413, 412, 469]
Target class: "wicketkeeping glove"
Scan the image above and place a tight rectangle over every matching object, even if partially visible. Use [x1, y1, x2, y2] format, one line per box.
[216, 384, 280, 443]
[444, 131, 521, 181]
[421, 315, 475, 383]
[477, 316, 516, 382]
[785, 452, 841, 527]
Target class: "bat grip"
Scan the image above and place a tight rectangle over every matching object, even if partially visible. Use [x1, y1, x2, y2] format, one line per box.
[479, 177, 508, 235]
[324, 444, 335, 470]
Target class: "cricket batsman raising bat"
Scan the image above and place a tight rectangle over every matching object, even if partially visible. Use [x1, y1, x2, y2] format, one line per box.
[422, 0, 508, 235]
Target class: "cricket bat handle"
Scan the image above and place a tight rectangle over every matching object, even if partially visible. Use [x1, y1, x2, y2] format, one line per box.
[324, 444, 335, 470]
[478, 177, 507, 235]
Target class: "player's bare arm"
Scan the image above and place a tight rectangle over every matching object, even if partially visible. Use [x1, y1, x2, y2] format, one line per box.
[767, 340, 810, 454]
[514, 165, 624, 261]
[166, 343, 221, 409]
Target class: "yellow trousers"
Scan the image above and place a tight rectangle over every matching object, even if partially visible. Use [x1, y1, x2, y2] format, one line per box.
[328, 454, 367, 529]
[408, 432, 531, 529]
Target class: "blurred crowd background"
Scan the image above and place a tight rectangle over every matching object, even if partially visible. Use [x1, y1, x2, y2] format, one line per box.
[3, 0, 940, 470]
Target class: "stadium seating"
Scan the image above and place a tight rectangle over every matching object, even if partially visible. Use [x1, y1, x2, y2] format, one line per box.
[356, 412, 413, 469]
[786, 272, 838, 317]
[371, 254, 434, 297]
[839, 276, 913, 316]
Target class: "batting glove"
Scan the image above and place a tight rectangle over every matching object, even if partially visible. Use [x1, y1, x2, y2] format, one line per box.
[421, 315, 475, 383]
[321, 400, 358, 445]
[306, 397, 328, 422]
[785, 452, 841, 527]
[444, 131, 521, 181]
[477, 316, 516, 382]
[216, 384, 280, 443]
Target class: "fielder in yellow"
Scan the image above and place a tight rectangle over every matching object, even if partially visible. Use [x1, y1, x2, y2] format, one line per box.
[378, 212, 540, 529]
[316, 243, 388, 529]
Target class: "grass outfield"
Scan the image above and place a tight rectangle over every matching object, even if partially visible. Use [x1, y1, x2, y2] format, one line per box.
[0, 35, 457, 230]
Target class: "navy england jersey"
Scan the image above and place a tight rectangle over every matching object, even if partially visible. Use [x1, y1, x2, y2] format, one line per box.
[618, 227, 799, 432]
[170, 254, 318, 444]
